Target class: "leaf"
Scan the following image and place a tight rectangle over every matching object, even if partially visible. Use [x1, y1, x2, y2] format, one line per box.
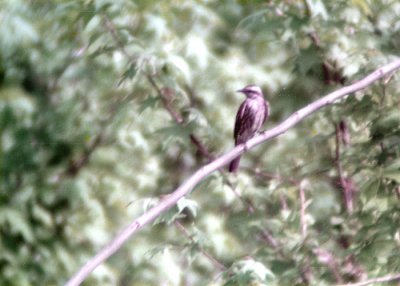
[177, 198, 198, 218]
[384, 159, 400, 172]
[139, 96, 160, 113]
[146, 245, 167, 259]
[89, 45, 117, 58]
[382, 172, 400, 183]
[0, 208, 34, 243]
[153, 206, 185, 225]
[156, 121, 197, 139]
[371, 110, 400, 140]
[32, 205, 53, 228]
[78, 3, 96, 25]
[351, 0, 372, 16]
[94, 0, 113, 12]
[305, 0, 328, 20]
[167, 54, 191, 82]
[154, 198, 198, 226]
[238, 11, 288, 35]
[118, 63, 138, 86]
[224, 258, 275, 285]
[294, 46, 321, 75]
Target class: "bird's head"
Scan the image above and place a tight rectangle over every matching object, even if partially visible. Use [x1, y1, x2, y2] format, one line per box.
[237, 85, 263, 99]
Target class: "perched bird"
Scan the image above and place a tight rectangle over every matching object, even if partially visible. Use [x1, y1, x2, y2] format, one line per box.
[229, 85, 269, 173]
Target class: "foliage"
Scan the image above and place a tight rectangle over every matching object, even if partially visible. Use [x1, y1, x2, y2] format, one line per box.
[0, 0, 399, 285]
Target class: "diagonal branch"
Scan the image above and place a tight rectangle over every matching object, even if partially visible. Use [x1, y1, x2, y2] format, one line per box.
[103, 16, 214, 160]
[65, 58, 400, 286]
[335, 273, 400, 286]
[103, 16, 253, 210]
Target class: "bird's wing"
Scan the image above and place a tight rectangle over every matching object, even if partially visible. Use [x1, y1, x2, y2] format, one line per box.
[234, 100, 254, 144]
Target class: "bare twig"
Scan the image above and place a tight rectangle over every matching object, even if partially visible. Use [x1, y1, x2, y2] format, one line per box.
[104, 16, 184, 124]
[339, 120, 350, 146]
[103, 16, 132, 61]
[103, 16, 214, 159]
[335, 273, 400, 286]
[146, 77, 184, 124]
[65, 134, 103, 176]
[313, 247, 343, 283]
[174, 221, 226, 271]
[308, 31, 345, 85]
[65, 58, 400, 286]
[335, 122, 354, 213]
[254, 169, 299, 184]
[190, 134, 215, 161]
[301, 258, 313, 285]
[299, 181, 307, 239]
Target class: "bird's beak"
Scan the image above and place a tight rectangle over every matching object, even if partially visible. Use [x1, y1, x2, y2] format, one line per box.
[236, 88, 244, 93]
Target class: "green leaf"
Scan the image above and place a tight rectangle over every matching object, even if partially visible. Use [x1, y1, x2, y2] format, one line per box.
[153, 206, 185, 225]
[78, 3, 96, 25]
[224, 258, 275, 285]
[139, 96, 160, 113]
[32, 204, 53, 228]
[156, 121, 196, 139]
[305, 0, 328, 20]
[382, 172, 400, 183]
[294, 46, 321, 75]
[0, 208, 34, 243]
[118, 63, 138, 86]
[371, 110, 400, 139]
[177, 197, 198, 218]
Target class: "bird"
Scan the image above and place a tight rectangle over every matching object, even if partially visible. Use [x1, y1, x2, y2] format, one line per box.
[228, 85, 269, 173]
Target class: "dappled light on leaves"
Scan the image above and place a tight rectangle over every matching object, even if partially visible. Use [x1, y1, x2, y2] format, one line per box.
[0, 1, 399, 285]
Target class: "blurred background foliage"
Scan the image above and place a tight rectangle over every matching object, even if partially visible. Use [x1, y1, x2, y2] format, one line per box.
[0, 0, 399, 285]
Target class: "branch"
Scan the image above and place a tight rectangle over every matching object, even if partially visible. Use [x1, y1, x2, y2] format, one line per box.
[190, 134, 215, 161]
[103, 16, 217, 163]
[103, 16, 254, 211]
[64, 134, 103, 176]
[65, 59, 400, 286]
[335, 122, 354, 213]
[174, 221, 226, 271]
[298, 181, 307, 239]
[313, 247, 343, 283]
[335, 273, 400, 286]
[102, 16, 133, 61]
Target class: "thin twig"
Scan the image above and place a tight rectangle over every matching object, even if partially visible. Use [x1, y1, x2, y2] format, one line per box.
[335, 122, 353, 213]
[308, 31, 345, 85]
[174, 221, 226, 271]
[104, 15, 184, 123]
[65, 58, 400, 286]
[146, 76, 184, 124]
[190, 134, 215, 161]
[313, 247, 343, 283]
[104, 15, 183, 124]
[299, 182, 307, 239]
[103, 16, 132, 61]
[258, 229, 286, 257]
[335, 273, 400, 286]
[65, 134, 103, 176]
[103, 16, 210, 156]
[253, 169, 299, 185]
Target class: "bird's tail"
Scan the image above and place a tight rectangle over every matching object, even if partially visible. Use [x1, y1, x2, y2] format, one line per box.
[228, 156, 241, 173]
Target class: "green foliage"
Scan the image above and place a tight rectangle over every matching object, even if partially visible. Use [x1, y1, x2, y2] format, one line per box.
[0, 0, 399, 285]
